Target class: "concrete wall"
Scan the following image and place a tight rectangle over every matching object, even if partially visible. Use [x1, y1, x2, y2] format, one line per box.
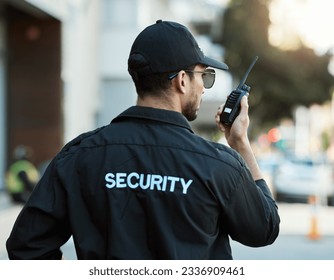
[61, 0, 100, 142]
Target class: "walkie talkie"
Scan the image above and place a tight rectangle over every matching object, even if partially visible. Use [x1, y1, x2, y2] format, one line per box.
[220, 56, 259, 126]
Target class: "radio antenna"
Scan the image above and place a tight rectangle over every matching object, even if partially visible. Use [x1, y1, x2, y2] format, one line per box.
[237, 56, 259, 88]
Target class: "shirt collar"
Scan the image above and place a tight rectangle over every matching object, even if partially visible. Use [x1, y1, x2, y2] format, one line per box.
[111, 106, 194, 133]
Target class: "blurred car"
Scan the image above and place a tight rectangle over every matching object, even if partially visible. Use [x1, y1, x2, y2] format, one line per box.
[257, 154, 283, 196]
[272, 157, 334, 205]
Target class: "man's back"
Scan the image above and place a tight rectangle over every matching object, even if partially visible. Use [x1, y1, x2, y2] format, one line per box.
[7, 106, 279, 259]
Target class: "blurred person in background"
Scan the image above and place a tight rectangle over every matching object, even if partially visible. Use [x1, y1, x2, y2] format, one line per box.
[5, 145, 40, 204]
[6, 20, 280, 260]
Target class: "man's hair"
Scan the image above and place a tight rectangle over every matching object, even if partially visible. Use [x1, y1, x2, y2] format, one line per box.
[135, 74, 172, 97]
[128, 53, 194, 97]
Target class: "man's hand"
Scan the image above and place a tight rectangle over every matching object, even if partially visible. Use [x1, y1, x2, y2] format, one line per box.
[215, 95, 263, 181]
[215, 95, 250, 149]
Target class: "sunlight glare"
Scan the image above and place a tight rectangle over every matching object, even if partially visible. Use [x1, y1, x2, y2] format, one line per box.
[269, 0, 334, 54]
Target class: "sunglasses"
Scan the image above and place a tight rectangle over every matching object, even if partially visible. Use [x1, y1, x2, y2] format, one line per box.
[168, 68, 216, 89]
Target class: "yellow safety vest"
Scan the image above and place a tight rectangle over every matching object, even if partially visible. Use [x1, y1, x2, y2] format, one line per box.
[5, 160, 40, 193]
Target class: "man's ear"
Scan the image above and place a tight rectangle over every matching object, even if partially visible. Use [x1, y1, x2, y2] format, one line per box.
[174, 71, 187, 94]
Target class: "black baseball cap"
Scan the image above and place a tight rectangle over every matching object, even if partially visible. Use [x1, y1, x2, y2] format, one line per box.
[128, 20, 228, 76]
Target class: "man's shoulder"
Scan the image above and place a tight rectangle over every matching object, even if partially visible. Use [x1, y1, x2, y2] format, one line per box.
[201, 139, 246, 169]
[58, 125, 108, 157]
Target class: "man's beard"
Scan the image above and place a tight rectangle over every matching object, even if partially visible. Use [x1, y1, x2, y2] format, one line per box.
[183, 98, 199, 121]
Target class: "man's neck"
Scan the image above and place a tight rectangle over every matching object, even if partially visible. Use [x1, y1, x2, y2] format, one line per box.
[136, 95, 181, 112]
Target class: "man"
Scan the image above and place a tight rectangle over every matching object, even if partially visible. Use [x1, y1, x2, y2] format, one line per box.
[6, 20, 280, 259]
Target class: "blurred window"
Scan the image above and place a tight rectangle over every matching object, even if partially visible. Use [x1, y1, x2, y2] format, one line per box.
[102, 0, 137, 27]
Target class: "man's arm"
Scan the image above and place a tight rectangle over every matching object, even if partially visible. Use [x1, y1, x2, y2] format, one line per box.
[6, 160, 71, 260]
[216, 95, 280, 246]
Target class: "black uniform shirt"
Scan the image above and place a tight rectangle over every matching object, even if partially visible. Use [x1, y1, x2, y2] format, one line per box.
[6, 106, 280, 259]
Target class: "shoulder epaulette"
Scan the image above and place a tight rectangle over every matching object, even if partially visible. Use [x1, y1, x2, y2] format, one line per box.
[61, 126, 106, 153]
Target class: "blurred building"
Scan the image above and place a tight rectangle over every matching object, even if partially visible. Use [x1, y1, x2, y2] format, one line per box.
[0, 0, 230, 190]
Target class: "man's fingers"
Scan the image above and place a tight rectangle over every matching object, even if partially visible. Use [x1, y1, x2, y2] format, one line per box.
[215, 104, 226, 132]
[217, 104, 224, 114]
[239, 95, 249, 116]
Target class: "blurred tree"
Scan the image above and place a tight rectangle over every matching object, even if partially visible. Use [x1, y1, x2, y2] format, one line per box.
[213, 0, 334, 131]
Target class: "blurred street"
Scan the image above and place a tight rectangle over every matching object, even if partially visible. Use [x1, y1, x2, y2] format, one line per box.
[1, 190, 334, 260]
